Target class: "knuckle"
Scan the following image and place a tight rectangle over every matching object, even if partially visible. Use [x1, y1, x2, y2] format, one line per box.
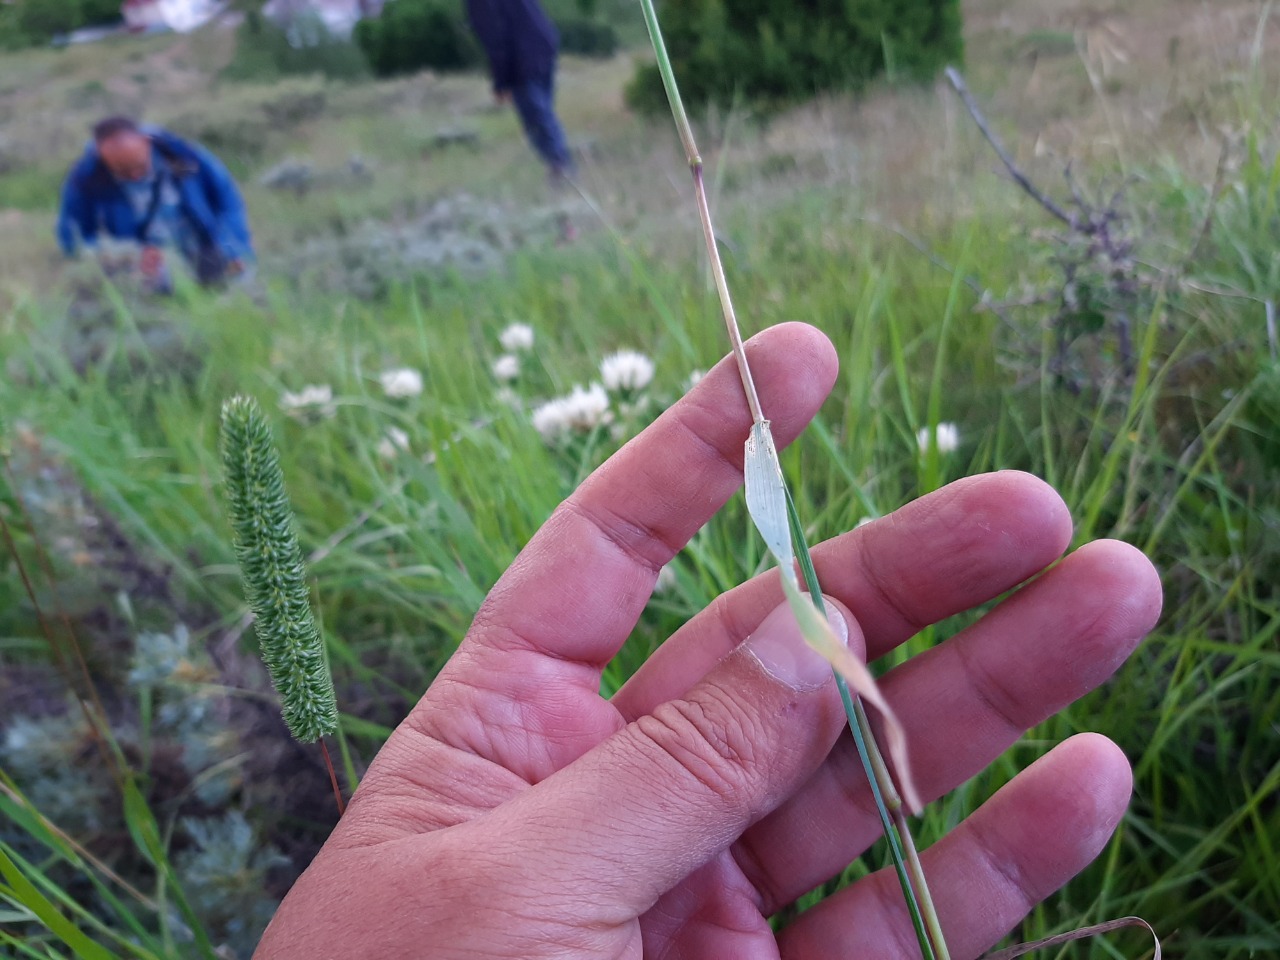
[635, 690, 766, 808]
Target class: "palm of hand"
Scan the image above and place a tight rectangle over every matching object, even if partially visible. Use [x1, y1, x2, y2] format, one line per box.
[255, 324, 1159, 960]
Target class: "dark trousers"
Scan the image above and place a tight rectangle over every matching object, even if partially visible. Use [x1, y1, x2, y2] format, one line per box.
[510, 73, 573, 174]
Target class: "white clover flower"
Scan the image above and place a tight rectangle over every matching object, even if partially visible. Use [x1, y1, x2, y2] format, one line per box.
[686, 369, 707, 391]
[600, 350, 655, 393]
[916, 422, 960, 455]
[495, 386, 521, 409]
[491, 354, 520, 383]
[376, 427, 410, 459]
[499, 322, 535, 352]
[531, 396, 571, 440]
[379, 367, 424, 399]
[280, 384, 336, 420]
[531, 383, 611, 442]
[561, 382, 611, 431]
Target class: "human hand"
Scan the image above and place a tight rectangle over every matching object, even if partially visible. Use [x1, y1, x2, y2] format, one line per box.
[139, 245, 164, 278]
[254, 323, 1161, 959]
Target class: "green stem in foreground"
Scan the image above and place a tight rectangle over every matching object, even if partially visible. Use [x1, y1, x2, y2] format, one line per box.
[639, 0, 763, 424]
[788, 495, 946, 960]
[638, 0, 951, 956]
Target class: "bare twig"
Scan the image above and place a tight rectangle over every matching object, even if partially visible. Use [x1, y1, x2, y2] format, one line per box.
[946, 66, 1149, 387]
[944, 67, 1075, 227]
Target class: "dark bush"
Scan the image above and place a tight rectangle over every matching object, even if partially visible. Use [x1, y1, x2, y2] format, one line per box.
[355, 0, 481, 78]
[557, 17, 617, 58]
[1, 0, 122, 48]
[14, 0, 82, 41]
[625, 0, 963, 113]
[79, 0, 124, 26]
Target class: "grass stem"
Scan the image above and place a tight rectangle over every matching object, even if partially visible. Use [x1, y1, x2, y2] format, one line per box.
[640, 0, 764, 424]
[638, 1, 950, 955]
[319, 739, 346, 817]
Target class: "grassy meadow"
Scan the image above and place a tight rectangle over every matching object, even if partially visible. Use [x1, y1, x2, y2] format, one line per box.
[1, 0, 1278, 956]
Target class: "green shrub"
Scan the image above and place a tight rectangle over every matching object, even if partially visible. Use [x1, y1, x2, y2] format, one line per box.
[79, 0, 124, 26]
[557, 17, 618, 58]
[626, 0, 963, 113]
[224, 9, 371, 82]
[355, 0, 481, 78]
[0, 0, 123, 48]
[354, 0, 618, 78]
[14, 0, 82, 41]
[0, 5, 33, 50]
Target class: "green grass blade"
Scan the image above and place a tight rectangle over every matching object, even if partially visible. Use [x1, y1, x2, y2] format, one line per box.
[786, 491, 941, 960]
[0, 846, 114, 960]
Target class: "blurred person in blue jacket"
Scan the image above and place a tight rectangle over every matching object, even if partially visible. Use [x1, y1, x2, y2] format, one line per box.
[465, 0, 574, 182]
[57, 116, 254, 292]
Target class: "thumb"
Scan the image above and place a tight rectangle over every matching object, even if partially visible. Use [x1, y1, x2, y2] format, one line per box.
[479, 597, 860, 918]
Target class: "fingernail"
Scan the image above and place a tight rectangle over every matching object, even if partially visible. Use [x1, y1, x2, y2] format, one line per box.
[745, 597, 848, 691]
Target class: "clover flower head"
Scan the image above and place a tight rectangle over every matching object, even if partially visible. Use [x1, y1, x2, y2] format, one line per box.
[377, 427, 411, 459]
[531, 383, 611, 442]
[492, 354, 521, 383]
[280, 384, 336, 420]
[499, 323, 535, 352]
[600, 350, 655, 393]
[379, 367, 424, 399]
[916, 422, 960, 455]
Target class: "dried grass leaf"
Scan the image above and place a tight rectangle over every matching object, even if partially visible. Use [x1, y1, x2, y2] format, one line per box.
[743, 421, 922, 812]
[982, 917, 1161, 960]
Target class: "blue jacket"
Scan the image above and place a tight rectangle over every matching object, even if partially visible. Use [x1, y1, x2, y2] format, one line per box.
[465, 0, 558, 92]
[57, 128, 253, 262]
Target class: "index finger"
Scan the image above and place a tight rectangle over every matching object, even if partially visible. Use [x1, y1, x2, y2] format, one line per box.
[409, 322, 839, 778]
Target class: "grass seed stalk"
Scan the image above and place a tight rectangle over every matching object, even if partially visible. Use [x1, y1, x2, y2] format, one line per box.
[220, 395, 345, 814]
[636, 2, 948, 957]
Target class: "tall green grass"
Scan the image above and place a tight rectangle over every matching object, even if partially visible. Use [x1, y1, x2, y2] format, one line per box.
[1, 178, 1277, 954]
[2, 18, 1280, 951]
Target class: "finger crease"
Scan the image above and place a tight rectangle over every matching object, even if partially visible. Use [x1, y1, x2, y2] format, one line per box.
[853, 532, 931, 637]
[972, 814, 1040, 913]
[951, 636, 1027, 738]
[561, 495, 679, 574]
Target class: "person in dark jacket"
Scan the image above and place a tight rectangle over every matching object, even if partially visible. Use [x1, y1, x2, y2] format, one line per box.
[465, 0, 574, 180]
[57, 116, 254, 291]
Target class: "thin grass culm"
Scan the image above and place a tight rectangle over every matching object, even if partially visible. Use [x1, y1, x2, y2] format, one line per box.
[220, 396, 344, 810]
[636, 3, 947, 957]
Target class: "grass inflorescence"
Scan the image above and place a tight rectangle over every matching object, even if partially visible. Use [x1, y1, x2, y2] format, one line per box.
[220, 395, 338, 746]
